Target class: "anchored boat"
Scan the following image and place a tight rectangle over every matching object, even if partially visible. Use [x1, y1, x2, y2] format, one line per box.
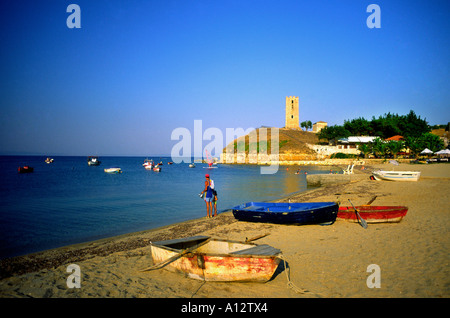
[143, 159, 154, 170]
[87, 156, 101, 166]
[147, 236, 281, 282]
[232, 202, 339, 225]
[104, 167, 122, 174]
[18, 166, 34, 173]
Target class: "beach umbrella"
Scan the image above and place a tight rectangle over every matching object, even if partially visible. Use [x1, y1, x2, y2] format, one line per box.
[435, 149, 450, 157]
[420, 148, 433, 154]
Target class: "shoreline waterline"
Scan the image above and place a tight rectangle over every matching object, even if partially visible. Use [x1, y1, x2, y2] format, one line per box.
[2, 156, 343, 259]
[0, 179, 330, 279]
[0, 163, 448, 298]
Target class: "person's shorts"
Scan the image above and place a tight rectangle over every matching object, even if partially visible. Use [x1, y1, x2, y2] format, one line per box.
[204, 197, 213, 202]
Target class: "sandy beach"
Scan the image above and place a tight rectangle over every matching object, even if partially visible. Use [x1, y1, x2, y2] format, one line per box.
[0, 162, 449, 299]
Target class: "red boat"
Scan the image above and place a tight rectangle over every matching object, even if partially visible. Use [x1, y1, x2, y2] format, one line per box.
[18, 166, 34, 173]
[337, 206, 408, 223]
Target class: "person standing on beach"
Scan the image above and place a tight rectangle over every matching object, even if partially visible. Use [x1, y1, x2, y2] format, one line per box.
[210, 178, 218, 217]
[201, 174, 213, 218]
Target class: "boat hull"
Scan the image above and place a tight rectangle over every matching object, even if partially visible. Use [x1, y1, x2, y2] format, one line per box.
[372, 170, 420, 181]
[150, 236, 281, 282]
[232, 202, 339, 225]
[104, 168, 122, 173]
[87, 156, 101, 166]
[18, 166, 34, 173]
[337, 206, 408, 223]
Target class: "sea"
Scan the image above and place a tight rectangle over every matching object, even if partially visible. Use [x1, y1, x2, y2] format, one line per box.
[0, 156, 337, 259]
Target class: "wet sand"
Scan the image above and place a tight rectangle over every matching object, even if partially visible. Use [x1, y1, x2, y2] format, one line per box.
[0, 162, 449, 298]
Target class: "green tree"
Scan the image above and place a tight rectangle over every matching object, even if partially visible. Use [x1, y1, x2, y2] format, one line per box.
[404, 136, 422, 158]
[344, 117, 373, 136]
[386, 140, 405, 159]
[371, 138, 387, 158]
[399, 110, 429, 138]
[357, 143, 372, 159]
[317, 125, 350, 143]
[420, 132, 444, 152]
[371, 113, 401, 138]
[300, 120, 312, 131]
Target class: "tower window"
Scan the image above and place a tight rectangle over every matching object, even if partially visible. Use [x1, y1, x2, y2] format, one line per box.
[291, 115, 293, 119]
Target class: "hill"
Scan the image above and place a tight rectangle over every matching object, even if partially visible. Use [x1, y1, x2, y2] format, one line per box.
[221, 128, 318, 163]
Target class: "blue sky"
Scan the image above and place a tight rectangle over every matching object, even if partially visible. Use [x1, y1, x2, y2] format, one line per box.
[1, 0, 449, 156]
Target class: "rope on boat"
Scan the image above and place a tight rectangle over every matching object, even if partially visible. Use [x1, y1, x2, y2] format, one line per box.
[279, 254, 323, 297]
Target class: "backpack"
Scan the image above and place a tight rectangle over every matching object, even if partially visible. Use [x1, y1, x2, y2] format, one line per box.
[209, 179, 217, 196]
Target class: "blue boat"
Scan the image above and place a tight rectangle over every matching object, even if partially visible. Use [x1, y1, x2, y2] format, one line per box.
[231, 202, 339, 225]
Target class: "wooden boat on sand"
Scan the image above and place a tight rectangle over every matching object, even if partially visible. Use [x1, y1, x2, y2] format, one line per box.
[372, 170, 420, 181]
[337, 206, 408, 223]
[147, 236, 281, 282]
[232, 202, 339, 225]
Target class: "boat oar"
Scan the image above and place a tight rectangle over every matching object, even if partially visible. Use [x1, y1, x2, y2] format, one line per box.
[245, 233, 270, 242]
[348, 199, 368, 229]
[364, 196, 377, 206]
[139, 244, 200, 272]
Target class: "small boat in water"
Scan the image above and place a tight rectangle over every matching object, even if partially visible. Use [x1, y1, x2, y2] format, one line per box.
[87, 156, 101, 166]
[232, 202, 339, 225]
[104, 167, 122, 174]
[338, 205, 408, 223]
[153, 165, 161, 172]
[18, 166, 34, 173]
[45, 157, 54, 164]
[372, 170, 420, 181]
[143, 159, 154, 170]
[147, 236, 281, 282]
[189, 163, 195, 168]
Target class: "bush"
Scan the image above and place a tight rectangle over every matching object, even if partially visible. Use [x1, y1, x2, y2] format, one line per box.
[330, 152, 357, 159]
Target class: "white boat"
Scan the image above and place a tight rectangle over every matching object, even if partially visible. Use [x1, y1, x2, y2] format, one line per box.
[87, 156, 101, 166]
[104, 167, 122, 174]
[189, 163, 195, 168]
[143, 159, 154, 170]
[372, 170, 420, 182]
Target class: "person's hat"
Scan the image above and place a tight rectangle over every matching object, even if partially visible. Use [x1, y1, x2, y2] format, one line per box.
[205, 174, 210, 178]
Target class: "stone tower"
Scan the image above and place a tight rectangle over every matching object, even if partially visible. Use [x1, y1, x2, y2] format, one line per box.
[285, 96, 299, 129]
